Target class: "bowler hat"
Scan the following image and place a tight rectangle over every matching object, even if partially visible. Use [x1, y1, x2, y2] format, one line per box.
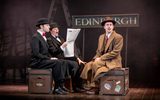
[50, 22, 59, 30]
[101, 17, 116, 26]
[36, 18, 49, 27]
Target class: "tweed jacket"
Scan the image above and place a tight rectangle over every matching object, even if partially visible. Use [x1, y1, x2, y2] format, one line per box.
[92, 31, 123, 78]
[94, 31, 123, 68]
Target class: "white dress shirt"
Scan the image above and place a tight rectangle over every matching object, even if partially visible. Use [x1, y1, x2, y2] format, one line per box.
[37, 30, 47, 41]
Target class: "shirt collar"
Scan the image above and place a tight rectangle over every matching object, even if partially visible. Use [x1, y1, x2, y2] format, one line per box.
[37, 30, 45, 36]
[51, 34, 59, 38]
[106, 32, 112, 38]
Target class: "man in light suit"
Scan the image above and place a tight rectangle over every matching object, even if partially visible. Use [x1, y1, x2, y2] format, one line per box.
[80, 17, 123, 94]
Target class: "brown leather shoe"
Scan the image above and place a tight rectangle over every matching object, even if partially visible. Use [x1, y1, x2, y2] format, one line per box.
[85, 90, 95, 95]
[85, 87, 99, 95]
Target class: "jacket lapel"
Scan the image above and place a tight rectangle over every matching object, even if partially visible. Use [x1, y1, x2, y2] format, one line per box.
[51, 36, 62, 46]
[37, 32, 49, 48]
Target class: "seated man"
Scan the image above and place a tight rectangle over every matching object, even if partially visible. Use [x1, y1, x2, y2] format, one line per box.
[46, 22, 86, 93]
[30, 18, 71, 95]
[80, 17, 124, 94]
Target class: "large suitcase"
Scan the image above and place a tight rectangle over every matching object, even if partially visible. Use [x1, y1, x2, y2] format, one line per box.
[99, 68, 129, 95]
[28, 69, 53, 94]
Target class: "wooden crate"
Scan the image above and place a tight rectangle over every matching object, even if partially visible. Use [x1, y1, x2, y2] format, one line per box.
[99, 68, 129, 95]
[28, 69, 52, 94]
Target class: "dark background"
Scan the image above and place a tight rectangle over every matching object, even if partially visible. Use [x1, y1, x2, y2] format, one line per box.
[0, 0, 160, 87]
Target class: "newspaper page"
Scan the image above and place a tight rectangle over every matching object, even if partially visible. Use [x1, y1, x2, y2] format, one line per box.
[64, 28, 81, 57]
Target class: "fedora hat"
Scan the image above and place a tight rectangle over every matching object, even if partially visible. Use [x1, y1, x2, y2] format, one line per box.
[101, 17, 116, 26]
[50, 22, 59, 30]
[36, 18, 49, 27]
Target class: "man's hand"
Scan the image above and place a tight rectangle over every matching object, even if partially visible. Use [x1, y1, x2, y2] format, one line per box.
[61, 42, 67, 48]
[95, 57, 101, 62]
[77, 57, 86, 65]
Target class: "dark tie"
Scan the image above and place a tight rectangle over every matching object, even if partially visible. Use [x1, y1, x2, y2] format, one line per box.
[55, 36, 61, 42]
[42, 32, 46, 36]
[106, 36, 108, 44]
[55, 36, 58, 38]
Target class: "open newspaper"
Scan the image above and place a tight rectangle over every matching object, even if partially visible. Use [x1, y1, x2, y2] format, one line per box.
[64, 28, 81, 57]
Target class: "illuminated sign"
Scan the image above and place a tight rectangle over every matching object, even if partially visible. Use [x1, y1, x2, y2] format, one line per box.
[72, 14, 139, 28]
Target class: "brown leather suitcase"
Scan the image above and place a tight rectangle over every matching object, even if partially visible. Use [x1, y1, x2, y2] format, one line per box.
[28, 69, 52, 94]
[99, 68, 129, 95]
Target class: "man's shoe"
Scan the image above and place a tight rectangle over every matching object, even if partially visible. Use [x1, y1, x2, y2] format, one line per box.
[53, 87, 68, 95]
[85, 87, 99, 95]
[85, 90, 95, 95]
[73, 87, 86, 93]
[61, 86, 70, 93]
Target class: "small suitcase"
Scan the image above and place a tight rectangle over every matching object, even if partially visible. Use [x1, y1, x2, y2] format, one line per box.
[99, 68, 129, 95]
[28, 69, 52, 94]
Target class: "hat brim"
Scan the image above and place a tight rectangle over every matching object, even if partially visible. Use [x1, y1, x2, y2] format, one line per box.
[101, 20, 116, 26]
[36, 18, 49, 27]
[50, 23, 59, 29]
[36, 22, 49, 27]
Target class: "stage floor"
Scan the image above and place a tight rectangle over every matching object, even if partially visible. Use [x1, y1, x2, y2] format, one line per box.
[0, 84, 160, 100]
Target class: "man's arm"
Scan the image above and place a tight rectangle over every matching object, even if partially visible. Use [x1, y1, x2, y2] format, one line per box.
[31, 36, 50, 60]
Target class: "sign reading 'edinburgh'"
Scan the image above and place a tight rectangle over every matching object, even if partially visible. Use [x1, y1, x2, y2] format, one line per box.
[72, 14, 139, 28]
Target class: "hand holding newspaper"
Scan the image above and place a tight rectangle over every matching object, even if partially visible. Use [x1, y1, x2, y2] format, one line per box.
[64, 28, 81, 57]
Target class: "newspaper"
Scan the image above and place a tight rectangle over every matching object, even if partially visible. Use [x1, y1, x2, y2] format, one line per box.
[64, 28, 81, 57]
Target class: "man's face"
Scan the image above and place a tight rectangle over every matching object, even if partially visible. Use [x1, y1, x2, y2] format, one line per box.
[104, 22, 114, 33]
[41, 24, 50, 32]
[50, 27, 59, 36]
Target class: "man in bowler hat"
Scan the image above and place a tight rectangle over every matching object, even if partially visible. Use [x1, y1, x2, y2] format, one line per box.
[30, 18, 70, 95]
[46, 22, 86, 93]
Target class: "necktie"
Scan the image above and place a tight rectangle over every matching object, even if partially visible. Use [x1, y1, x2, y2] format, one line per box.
[42, 32, 46, 36]
[55, 36, 58, 38]
[106, 36, 108, 44]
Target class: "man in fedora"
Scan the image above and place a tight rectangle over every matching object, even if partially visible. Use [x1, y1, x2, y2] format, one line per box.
[30, 18, 70, 95]
[80, 17, 124, 94]
[46, 22, 86, 93]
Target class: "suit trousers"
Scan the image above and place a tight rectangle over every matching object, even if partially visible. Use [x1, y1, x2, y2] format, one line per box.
[30, 59, 68, 83]
[65, 57, 84, 88]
